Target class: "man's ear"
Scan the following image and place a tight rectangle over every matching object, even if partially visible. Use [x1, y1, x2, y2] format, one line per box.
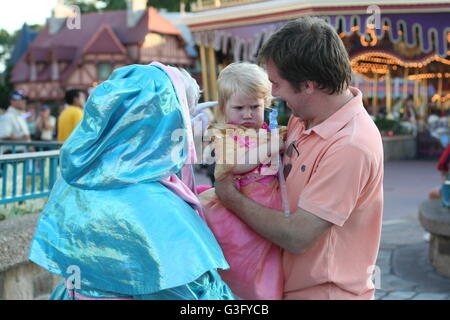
[304, 81, 316, 95]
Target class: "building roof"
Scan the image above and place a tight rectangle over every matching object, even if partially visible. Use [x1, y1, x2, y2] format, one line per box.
[183, 0, 450, 62]
[183, 0, 450, 30]
[10, 24, 38, 65]
[11, 7, 184, 83]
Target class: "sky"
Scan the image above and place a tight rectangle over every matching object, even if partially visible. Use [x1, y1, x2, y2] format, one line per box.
[0, 0, 59, 33]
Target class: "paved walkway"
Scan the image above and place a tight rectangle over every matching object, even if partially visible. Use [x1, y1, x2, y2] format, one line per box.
[376, 160, 450, 300]
[195, 159, 450, 300]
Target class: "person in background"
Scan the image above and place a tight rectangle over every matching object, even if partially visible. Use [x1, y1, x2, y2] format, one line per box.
[0, 90, 31, 153]
[35, 105, 56, 142]
[57, 89, 86, 142]
[25, 103, 39, 140]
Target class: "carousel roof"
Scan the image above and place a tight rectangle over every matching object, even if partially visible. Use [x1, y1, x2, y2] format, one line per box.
[183, 0, 450, 62]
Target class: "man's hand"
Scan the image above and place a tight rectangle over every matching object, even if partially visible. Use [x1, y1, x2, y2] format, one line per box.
[213, 173, 332, 255]
[214, 174, 237, 204]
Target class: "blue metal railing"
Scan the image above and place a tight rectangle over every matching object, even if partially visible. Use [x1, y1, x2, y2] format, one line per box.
[0, 141, 62, 154]
[0, 150, 60, 205]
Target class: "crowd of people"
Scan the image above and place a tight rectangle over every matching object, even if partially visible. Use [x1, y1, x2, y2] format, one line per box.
[0, 88, 86, 150]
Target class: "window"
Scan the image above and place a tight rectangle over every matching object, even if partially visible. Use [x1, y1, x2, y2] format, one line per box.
[97, 63, 112, 81]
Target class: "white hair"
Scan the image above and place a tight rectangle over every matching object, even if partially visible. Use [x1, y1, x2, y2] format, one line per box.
[169, 67, 200, 115]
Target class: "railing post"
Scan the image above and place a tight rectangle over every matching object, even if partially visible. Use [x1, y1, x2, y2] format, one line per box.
[12, 162, 17, 198]
[39, 159, 45, 192]
[1, 162, 7, 199]
[31, 158, 37, 194]
[22, 160, 28, 196]
[49, 157, 58, 190]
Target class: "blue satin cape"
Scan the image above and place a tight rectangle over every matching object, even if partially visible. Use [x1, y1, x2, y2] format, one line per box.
[28, 64, 231, 297]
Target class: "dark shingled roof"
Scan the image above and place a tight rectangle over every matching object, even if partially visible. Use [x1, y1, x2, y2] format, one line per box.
[11, 7, 184, 83]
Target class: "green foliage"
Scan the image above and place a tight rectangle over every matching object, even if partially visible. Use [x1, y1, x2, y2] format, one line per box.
[64, 0, 197, 13]
[374, 117, 408, 136]
[65, 0, 99, 13]
[0, 64, 13, 109]
[0, 28, 17, 68]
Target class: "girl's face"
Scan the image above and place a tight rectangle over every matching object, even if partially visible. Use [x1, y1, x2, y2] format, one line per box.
[224, 92, 265, 129]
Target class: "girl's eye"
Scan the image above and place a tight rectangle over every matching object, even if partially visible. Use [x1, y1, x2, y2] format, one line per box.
[252, 105, 261, 109]
[233, 107, 243, 110]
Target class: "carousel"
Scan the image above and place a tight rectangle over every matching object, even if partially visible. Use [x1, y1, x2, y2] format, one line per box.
[183, 0, 450, 157]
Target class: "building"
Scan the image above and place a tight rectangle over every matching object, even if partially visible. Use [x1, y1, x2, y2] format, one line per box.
[11, 0, 195, 102]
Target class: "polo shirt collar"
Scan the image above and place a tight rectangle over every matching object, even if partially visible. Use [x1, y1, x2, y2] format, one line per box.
[303, 87, 364, 140]
[7, 106, 23, 116]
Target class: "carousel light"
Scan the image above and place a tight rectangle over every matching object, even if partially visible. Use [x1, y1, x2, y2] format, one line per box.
[432, 94, 440, 102]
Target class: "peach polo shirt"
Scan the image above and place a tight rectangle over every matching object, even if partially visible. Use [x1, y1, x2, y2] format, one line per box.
[283, 87, 384, 300]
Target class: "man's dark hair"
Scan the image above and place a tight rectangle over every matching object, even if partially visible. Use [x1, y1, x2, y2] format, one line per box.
[65, 89, 83, 105]
[257, 17, 352, 95]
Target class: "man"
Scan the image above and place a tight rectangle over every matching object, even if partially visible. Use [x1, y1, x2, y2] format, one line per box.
[214, 17, 384, 300]
[35, 105, 56, 141]
[57, 89, 86, 142]
[0, 90, 31, 153]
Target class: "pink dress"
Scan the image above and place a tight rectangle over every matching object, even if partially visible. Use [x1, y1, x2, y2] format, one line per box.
[199, 123, 284, 300]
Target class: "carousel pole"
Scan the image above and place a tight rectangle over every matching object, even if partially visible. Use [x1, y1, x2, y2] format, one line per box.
[421, 78, 428, 119]
[438, 73, 443, 111]
[413, 69, 420, 107]
[199, 44, 210, 101]
[207, 46, 218, 101]
[386, 68, 392, 114]
[422, 78, 428, 104]
[403, 67, 409, 99]
[373, 73, 379, 115]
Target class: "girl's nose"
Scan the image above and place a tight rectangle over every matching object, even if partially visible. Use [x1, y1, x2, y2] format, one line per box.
[243, 109, 252, 118]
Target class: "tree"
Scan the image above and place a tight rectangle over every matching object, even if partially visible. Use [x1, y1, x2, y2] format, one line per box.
[0, 29, 16, 67]
[0, 64, 13, 109]
[64, 0, 197, 13]
[65, 0, 99, 13]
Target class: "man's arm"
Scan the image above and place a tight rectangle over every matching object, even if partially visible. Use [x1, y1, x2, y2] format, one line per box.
[215, 175, 332, 254]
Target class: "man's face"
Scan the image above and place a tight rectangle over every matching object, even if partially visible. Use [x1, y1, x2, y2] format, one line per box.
[40, 109, 50, 118]
[74, 92, 86, 108]
[10, 99, 27, 111]
[266, 60, 312, 120]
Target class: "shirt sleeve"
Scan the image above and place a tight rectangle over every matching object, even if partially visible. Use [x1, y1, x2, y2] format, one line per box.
[297, 143, 372, 227]
[0, 116, 12, 139]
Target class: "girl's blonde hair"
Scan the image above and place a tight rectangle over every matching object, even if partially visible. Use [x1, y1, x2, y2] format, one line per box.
[216, 62, 272, 122]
